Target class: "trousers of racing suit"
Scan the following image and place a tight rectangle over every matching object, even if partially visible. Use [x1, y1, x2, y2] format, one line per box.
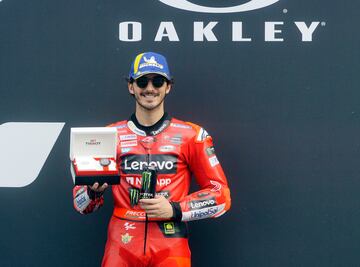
[73, 113, 231, 267]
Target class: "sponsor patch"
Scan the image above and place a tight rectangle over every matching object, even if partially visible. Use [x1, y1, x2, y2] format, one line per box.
[127, 121, 146, 136]
[121, 154, 178, 174]
[210, 180, 222, 192]
[159, 145, 175, 152]
[209, 155, 219, 167]
[196, 128, 210, 142]
[141, 136, 156, 144]
[189, 197, 217, 210]
[205, 146, 215, 156]
[191, 206, 219, 219]
[121, 233, 133, 244]
[121, 140, 138, 147]
[121, 147, 132, 153]
[170, 123, 191, 129]
[115, 124, 127, 129]
[128, 188, 140, 207]
[164, 134, 182, 145]
[125, 210, 146, 219]
[120, 134, 137, 141]
[126, 177, 172, 187]
[75, 189, 90, 211]
[164, 222, 176, 234]
[197, 192, 210, 198]
[124, 222, 136, 231]
[177, 204, 226, 221]
[151, 120, 170, 135]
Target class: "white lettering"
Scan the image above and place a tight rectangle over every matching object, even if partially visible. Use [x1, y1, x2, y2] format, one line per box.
[232, 22, 252, 42]
[265, 21, 283, 42]
[119, 21, 323, 43]
[194, 21, 218, 41]
[295, 21, 320, 42]
[155, 22, 180, 41]
[124, 159, 174, 170]
[119, 22, 142, 42]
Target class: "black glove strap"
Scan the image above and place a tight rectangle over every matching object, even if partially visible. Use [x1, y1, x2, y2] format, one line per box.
[170, 202, 182, 222]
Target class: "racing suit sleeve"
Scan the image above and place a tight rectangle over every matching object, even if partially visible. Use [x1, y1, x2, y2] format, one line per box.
[73, 185, 104, 214]
[173, 125, 231, 222]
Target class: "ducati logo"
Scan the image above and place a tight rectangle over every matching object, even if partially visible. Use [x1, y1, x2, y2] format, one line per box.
[158, 0, 280, 13]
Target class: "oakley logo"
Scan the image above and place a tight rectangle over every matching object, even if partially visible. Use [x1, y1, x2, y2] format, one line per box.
[0, 122, 65, 187]
[158, 0, 280, 13]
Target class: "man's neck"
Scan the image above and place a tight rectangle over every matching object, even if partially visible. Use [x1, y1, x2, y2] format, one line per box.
[135, 104, 164, 126]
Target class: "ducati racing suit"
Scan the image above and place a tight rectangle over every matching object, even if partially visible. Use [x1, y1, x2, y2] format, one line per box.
[73, 113, 231, 267]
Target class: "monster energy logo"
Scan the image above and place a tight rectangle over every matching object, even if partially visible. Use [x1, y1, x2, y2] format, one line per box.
[129, 188, 140, 207]
[142, 171, 152, 192]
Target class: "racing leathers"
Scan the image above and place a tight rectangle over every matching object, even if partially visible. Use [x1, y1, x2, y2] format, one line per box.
[73, 113, 231, 267]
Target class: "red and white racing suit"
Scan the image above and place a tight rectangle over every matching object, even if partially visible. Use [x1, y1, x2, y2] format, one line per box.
[73, 113, 231, 267]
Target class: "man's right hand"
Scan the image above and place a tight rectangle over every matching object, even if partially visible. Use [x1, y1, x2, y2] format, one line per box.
[87, 182, 108, 200]
[89, 182, 108, 192]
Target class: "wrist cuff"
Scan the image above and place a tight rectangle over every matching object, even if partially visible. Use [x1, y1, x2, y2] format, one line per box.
[170, 202, 182, 222]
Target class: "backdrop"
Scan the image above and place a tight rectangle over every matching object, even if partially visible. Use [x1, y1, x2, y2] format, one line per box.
[1, 0, 359, 266]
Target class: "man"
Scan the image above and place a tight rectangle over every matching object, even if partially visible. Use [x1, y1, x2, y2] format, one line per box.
[73, 52, 231, 267]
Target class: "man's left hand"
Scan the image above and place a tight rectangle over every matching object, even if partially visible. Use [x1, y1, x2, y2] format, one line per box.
[139, 195, 173, 218]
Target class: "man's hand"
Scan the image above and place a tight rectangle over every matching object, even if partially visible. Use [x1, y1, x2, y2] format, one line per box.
[89, 182, 108, 192]
[139, 195, 173, 218]
[87, 182, 108, 200]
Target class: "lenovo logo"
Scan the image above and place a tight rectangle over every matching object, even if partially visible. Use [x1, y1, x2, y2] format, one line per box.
[121, 154, 178, 174]
[0, 122, 65, 187]
[158, 0, 280, 13]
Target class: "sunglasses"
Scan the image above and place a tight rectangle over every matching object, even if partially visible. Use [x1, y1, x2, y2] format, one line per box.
[135, 75, 168, 89]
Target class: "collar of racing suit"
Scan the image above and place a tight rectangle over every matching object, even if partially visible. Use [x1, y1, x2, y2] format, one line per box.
[129, 112, 172, 136]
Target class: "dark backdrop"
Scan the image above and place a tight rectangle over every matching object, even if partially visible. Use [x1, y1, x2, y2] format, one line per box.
[1, 0, 359, 266]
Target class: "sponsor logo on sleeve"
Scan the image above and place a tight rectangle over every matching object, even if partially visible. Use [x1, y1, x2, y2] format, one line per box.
[205, 146, 215, 156]
[209, 155, 219, 167]
[181, 204, 226, 221]
[75, 189, 91, 211]
[188, 197, 217, 210]
[191, 206, 219, 219]
[196, 128, 210, 142]
[210, 180, 222, 192]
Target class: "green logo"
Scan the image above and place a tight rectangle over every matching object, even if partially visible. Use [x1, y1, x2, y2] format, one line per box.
[129, 188, 140, 206]
[141, 171, 152, 191]
[164, 222, 175, 234]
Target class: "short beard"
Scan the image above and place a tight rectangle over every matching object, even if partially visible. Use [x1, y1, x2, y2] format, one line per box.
[134, 93, 167, 111]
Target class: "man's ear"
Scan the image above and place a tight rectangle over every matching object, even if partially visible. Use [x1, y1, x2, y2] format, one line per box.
[165, 83, 172, 94]
[128, 82, 135, 95]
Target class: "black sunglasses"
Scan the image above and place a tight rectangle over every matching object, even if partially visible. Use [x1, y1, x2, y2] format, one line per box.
[135, 75, 168, 89]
